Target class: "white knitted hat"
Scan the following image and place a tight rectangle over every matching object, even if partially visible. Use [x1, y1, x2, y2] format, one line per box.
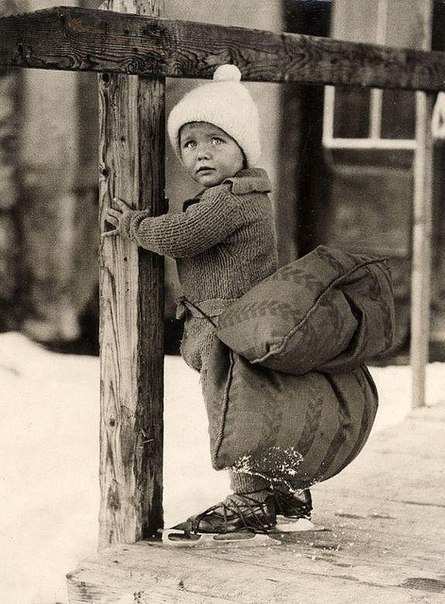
[167, 65, 261, 167]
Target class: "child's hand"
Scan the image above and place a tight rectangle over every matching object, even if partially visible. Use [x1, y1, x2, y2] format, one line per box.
[102, 198, 132, 239]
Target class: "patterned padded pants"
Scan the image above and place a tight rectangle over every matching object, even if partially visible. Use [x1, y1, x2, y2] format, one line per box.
[180, 316, 271, 494]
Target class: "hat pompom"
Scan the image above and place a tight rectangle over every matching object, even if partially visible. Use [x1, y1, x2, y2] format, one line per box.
[213, 64, 242, 82]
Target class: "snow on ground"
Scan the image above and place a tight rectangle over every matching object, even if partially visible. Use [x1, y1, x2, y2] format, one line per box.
[0, 331, 444, 603]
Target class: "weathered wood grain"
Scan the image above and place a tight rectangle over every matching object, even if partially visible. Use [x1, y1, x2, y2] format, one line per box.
[1, 6, 445, 90]
[98, 0, 165, 549]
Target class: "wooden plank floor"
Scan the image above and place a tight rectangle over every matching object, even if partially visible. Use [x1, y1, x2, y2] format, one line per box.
[67, 403, 445, 603]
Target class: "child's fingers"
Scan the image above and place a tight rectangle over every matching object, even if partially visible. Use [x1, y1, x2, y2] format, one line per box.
[102, 199, 131, 241]
[113, 197, 131, 211]
[105, 210, 120, 225]
[101, 229, 118, 239]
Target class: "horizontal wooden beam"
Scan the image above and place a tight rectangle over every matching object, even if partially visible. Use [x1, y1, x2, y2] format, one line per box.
[1, 6, 445, 90]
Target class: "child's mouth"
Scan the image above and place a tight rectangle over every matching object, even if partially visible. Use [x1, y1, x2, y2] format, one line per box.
[196, 167, 214, 174]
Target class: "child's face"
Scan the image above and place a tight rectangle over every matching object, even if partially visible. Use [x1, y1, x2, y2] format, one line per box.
[179, 122, 245, 188]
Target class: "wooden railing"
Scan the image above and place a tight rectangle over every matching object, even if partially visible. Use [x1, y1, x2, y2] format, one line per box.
[2, 6, 445, 87]
[0, 2, 439, 547]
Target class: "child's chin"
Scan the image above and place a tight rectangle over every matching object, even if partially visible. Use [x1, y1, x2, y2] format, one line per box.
[195, 173, 223, 187]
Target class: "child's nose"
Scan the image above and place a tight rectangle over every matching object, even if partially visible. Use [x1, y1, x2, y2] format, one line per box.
[197, 144, 211, 160]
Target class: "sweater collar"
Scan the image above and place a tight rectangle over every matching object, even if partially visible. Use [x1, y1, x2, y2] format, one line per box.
[222, 168, 271, 194]
[182, 168, 271, 211]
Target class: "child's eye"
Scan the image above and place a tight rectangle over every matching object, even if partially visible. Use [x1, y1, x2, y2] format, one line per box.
[211, 137, 224, 145]
[183, 140, 196, 149]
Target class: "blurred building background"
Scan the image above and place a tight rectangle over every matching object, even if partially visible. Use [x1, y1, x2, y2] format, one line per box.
[1, 0, 444, 361]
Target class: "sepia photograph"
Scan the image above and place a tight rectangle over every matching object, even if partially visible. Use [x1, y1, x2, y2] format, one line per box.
[0, 0, 444, 602]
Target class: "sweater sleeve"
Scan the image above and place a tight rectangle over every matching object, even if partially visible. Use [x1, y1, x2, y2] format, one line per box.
[120, 187, 246, 258]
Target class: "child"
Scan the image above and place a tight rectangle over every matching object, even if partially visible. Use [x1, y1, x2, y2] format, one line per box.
[103, 65, 312, 538]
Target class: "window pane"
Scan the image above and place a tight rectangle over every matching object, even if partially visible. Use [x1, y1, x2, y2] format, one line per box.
[381, 90, 415, 139]
[331, 0, 378, 43]
[333, 88, 371, 138]
[385, 0, 430, 49]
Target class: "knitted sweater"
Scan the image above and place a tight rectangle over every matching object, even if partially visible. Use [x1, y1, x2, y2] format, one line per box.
[120, 168, 278, 312]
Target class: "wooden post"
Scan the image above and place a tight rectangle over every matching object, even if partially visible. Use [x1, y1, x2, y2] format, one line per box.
[410, 2, 434, 410]
[410, 91, 434, 408]
[98, 0, 165, 549]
